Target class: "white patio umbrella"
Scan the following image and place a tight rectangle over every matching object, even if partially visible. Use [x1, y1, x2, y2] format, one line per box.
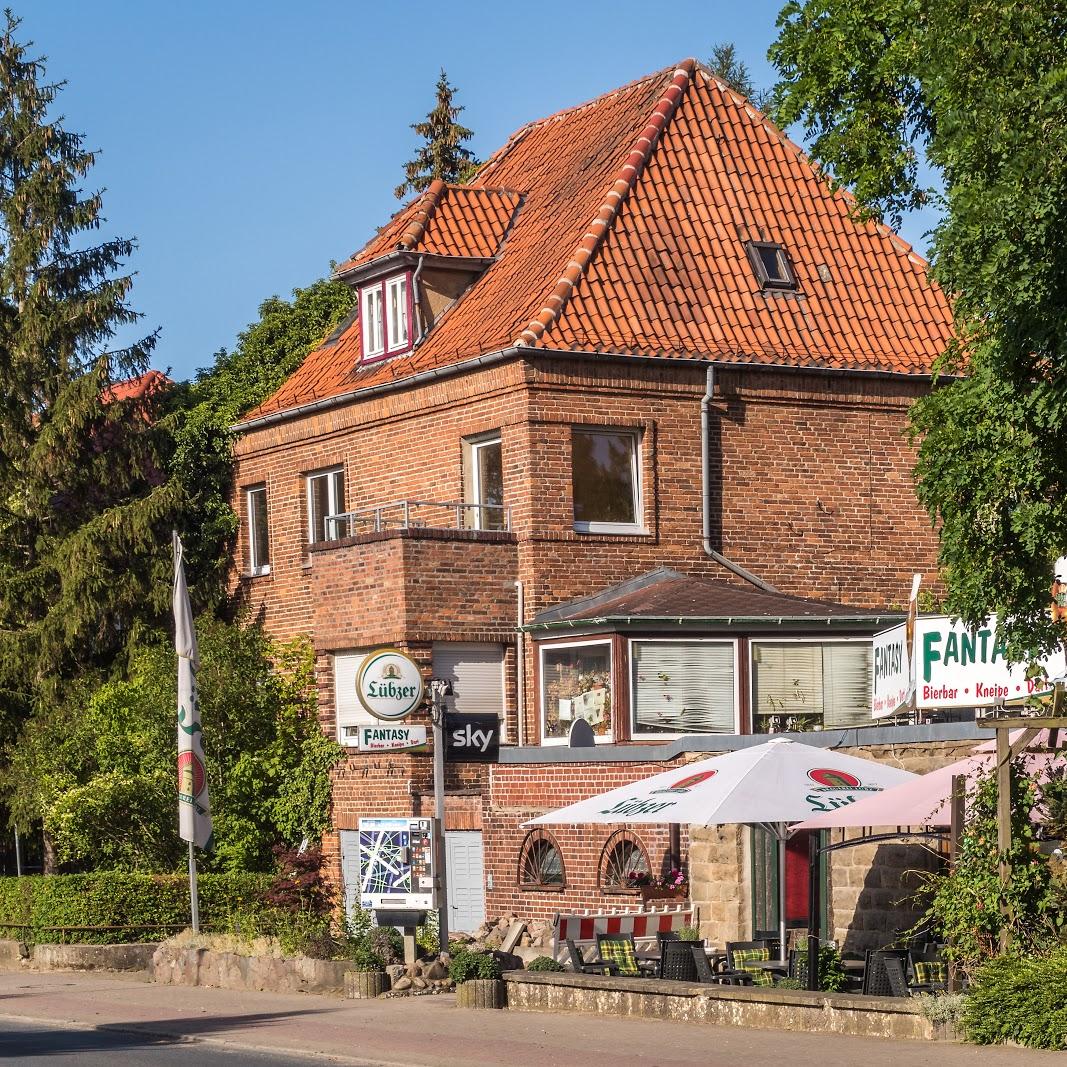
[525, 738, 917, 961]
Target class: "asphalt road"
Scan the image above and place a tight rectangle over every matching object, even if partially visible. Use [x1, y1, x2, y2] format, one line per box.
[0, 1017, 342, 1066]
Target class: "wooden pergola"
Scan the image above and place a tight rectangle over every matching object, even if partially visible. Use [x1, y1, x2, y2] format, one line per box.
[974, 714, 1067, 949]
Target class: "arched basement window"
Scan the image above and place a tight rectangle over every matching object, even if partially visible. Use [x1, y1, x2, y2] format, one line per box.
[600, 830, 651, 890]
[518, 829, 566, 889]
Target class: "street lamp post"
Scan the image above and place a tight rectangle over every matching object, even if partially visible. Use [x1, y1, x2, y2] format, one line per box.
[429, 678, 453, 953]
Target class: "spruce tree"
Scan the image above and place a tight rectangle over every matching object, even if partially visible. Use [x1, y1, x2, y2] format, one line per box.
[395, 69, 479, 199]
[0, 13, 180, 742]
[707, 43, 774, 113]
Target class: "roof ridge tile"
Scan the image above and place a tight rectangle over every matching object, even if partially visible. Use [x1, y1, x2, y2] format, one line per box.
[397, 178, 448, 250]
[514, 60, 696, 347]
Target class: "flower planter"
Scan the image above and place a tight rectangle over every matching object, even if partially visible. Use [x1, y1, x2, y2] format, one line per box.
[456, 977, 506, 1009]
[639, 886, 687, 904]
[345, 969, 389, 999]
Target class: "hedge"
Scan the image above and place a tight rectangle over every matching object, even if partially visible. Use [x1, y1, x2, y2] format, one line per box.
[963, 949, 1067, 1049]
[0, 872, 272, 944]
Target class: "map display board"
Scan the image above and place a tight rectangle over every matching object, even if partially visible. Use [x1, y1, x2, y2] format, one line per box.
[357, 817, 436, 910]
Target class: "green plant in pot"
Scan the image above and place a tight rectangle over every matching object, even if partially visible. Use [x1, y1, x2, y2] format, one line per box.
[451, 948, 506, 1009]
[347, 946, 389, 999]
[526, 955, 565, 972]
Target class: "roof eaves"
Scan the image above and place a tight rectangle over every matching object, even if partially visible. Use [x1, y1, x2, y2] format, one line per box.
[522, 612, 901, 633]
[513, 59, 697, 348]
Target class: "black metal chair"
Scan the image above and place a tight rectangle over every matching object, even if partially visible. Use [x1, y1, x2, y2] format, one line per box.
[596, 933, 658, 977]
[659, 938, 700, 982]
[566, 938, 619, 976]
[726, 939, 783, 986]
[908, 948, 949, 994]
[861, 949, 910, 997]
[883, 955, 911, 998]
[691, 944, 753, 986]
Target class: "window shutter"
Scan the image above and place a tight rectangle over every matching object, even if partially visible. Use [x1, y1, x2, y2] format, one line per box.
[821, 643, 873, 728]
[631, 642, 735, 734]
[334, 652, 373, 744]
[432, 643, 505, 719]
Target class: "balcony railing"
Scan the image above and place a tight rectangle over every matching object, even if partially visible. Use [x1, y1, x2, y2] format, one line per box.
[323, 499, 511, 540]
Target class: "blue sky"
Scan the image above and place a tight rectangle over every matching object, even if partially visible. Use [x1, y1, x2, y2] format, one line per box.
[21, 1, 935, 383]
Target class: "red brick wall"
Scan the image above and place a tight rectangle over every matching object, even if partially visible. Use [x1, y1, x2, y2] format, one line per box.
[231, 352, 938, 902]
[483, 759, 690, 922]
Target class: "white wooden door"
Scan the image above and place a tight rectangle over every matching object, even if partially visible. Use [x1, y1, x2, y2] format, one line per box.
[339, 829, 361, 920]
[446, 831, 486, 934]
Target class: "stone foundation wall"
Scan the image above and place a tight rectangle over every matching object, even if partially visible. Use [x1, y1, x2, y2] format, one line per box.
[151, 943, 351, 996]
[502, 971, 946, 1041]
[0, 940, 156, 973]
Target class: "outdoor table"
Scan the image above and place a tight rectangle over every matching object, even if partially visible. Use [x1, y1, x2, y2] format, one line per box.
[746, 959, 790, 976]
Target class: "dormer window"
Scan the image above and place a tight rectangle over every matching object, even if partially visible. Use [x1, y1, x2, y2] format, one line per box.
[746, 241, 797, 291]
[360, 273, 412, 362]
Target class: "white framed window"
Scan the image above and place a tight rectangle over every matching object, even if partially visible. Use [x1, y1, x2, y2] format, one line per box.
[571, 427, 644, 534]
[307, 467, 346, 544]
[386, 275, 410, 352]
[462, 432, 504, 531]
[432, 643, 506, 735]
[334, 651, 372, 745]
[245, 485, 270, 575]
[540, 639, 613, 745]
[360, 273, 412, 361]
[361, 285, 384, 359]
[630, 639, 738, 736]
[750, 639, 873, 733]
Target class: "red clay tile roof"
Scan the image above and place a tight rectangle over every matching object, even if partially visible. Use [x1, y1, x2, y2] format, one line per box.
[335, 181, 523, 271]
[104, 369, 171, 403]
[244, 61, 954, 424]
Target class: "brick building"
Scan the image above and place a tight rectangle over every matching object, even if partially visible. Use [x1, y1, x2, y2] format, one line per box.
[231, 60, 965, 944]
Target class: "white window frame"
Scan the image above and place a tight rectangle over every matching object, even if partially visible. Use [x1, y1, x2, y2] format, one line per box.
[539, 638, 614, 746]
[748, 636, 874, 733]
[245, 484, 270, 576]
[465, 432, 504, 531]
[571, 427, 645, 535]
[361, 284, 384, 359]
[628, 638, 740, 738]
[306, 467, 345, 544]
[385, 275, 410, 353]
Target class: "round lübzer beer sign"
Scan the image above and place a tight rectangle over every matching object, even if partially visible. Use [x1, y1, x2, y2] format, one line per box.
[356, 648, 424, 721]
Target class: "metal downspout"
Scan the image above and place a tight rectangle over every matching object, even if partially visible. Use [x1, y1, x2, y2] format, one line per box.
[701, 365, 777, 593]
[514, 580, 525, 747]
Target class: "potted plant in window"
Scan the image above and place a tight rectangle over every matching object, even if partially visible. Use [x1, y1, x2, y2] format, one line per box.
[628, 868, 688, 903]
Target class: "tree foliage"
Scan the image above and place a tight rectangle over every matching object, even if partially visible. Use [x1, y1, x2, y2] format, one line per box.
[0, 13, 182, 745]
[166, 276, 355, 599]
[395, 69, 479, 200]
[771, 1, 1067, 654]
[5, 619, 343, 872]
[707, 42, 774, 112]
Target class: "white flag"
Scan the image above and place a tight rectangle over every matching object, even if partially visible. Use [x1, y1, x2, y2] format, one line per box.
[173, 531, 211, 849]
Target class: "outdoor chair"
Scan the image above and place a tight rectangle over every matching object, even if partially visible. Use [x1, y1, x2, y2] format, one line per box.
[596, 933, 658, 977]
[861, 949, 910, 997]
[908, 949, 948, 994]
[725, 939, 781, 986]
[659, 938, 700, 982]
[566, 938, 619, 976]
[882, 955, 911, 998]
[691, 944, 753, 986]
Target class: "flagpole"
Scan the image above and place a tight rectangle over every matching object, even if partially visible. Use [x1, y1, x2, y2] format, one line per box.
[188, 842, 200, 933]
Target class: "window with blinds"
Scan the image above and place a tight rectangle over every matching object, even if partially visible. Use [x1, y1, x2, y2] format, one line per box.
[751, 641, 873, 732]
[631, 641, 736, 735]
[334, 651, 372, 745]
[431, 643, 505, 720]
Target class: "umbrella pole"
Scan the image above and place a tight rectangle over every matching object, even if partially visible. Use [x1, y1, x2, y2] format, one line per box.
[777, 824, 787, 964]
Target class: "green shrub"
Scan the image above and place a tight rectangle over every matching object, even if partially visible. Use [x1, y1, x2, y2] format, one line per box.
[963, 949, 1067, 1048]
[678, 926, 702, 942]
[448, 948, 502, 984]
[0, 872, 271, 944]
[351, 946, 385, 972]
[365, 925, 404, 965]
[794, 945, 848, 992]
[526, 955, 565, 972]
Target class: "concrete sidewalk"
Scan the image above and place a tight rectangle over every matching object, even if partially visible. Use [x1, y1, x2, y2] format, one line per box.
[0, 969, 1057, 1066]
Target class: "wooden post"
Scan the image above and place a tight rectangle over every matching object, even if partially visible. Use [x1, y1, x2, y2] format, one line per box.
[996, 725, 1012, 952]
[948, 775, 965, 991]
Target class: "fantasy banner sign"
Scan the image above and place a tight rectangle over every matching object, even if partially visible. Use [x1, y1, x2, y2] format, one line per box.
[914, 615, 1065, 709]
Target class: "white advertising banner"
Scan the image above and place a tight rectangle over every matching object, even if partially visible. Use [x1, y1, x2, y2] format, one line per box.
[872, 623, 911, 718]
[915, 614, 1066, 709]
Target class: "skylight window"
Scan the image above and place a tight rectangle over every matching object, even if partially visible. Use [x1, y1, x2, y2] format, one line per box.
[746, 241, 797, 291]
